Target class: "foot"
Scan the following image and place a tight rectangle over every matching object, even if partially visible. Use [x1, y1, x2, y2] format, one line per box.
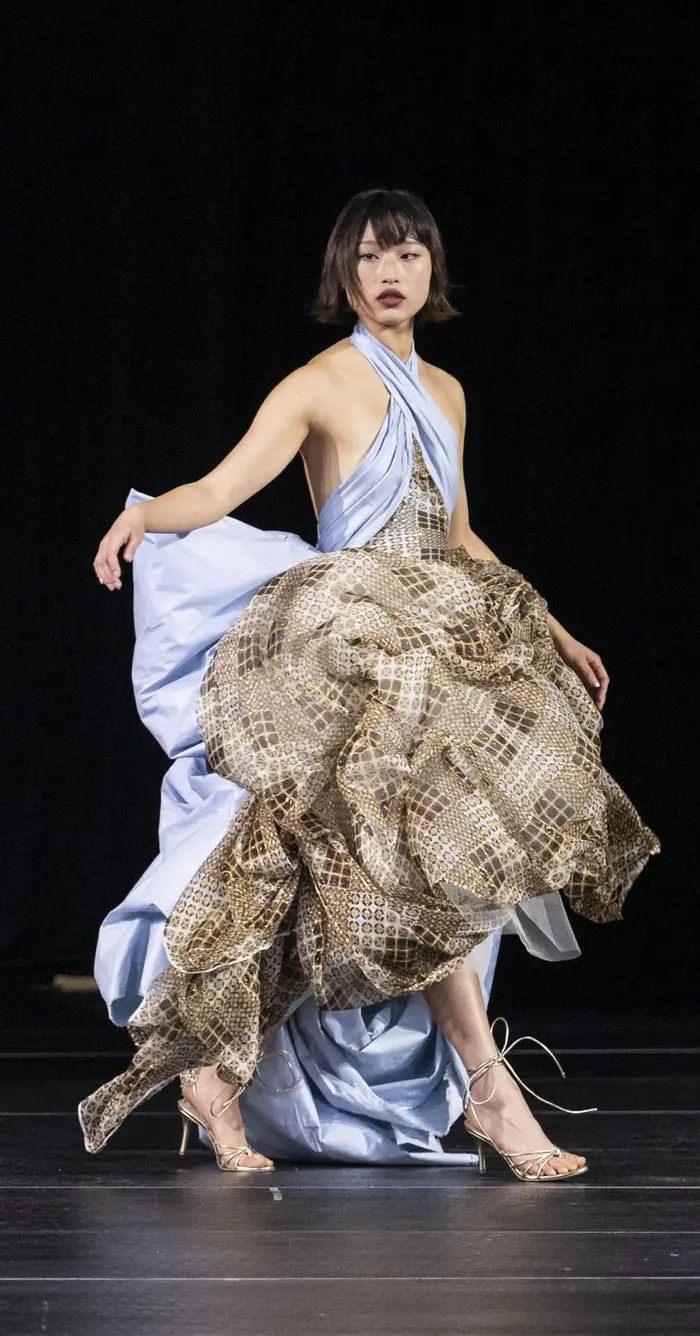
[464, 1060, 587, 1178]
[182, 1066, 274, 1171]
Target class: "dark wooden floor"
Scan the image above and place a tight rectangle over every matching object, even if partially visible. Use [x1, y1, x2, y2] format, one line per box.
[1, 979, 698, 1335]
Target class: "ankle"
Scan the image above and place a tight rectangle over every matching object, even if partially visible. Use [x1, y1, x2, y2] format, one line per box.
[466, 1061, 526, 1115]
[204, 1074, 245, 1119]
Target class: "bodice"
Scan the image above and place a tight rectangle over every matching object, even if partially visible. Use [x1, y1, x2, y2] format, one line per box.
[362, 432, 451, 561]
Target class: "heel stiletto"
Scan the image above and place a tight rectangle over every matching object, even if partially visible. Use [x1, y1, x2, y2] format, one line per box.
[177, 1075, 275, 1172]
[464, 1017, 596, 1182]
[179, 1111, 192, 1157]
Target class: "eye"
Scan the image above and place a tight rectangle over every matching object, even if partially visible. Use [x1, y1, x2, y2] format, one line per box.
[401, 252, 421, 260]
[358, 251, 377, 261]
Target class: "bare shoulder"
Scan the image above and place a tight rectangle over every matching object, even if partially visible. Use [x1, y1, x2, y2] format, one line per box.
[418, 356, 467, 434]
[420, 357, 466, 409]
[299, 336, 370, 414]
[277, 337, 354, 396]
[305, 335, 359, 383]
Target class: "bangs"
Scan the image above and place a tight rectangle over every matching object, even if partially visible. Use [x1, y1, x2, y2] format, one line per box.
[356, 195, 435, 250]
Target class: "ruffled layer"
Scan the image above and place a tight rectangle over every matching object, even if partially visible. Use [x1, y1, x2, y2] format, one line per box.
[79, 540, 659, 1153]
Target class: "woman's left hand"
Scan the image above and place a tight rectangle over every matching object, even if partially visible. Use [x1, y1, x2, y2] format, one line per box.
[554, 634, 610, 711]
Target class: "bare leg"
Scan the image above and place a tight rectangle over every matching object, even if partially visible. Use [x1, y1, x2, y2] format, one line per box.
[181, 1066, 274, 1170]
[424, 963, 586, 1176]
[180, 1020, 292, 1169]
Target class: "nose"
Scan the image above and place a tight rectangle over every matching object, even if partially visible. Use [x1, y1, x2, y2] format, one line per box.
[377, 256, 399, 283]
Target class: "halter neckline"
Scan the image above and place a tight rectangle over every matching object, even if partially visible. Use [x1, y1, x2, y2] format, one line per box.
[353, 320, 417, 370]
[349, 319, 455, 447]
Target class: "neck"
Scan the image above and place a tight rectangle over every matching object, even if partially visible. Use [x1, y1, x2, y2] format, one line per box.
[356, 313, 415, 365]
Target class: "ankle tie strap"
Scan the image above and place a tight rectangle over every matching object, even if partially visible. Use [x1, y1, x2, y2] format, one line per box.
[465, 1016, 597, 1116]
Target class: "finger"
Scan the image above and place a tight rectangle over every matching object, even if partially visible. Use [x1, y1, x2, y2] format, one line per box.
[587, 657, 609, 692]
[97, 566, 117, 589]
[96, 567, 119, 591]
[96, 543, 112, 581]
[583, 670, 603, 704]
[105, 543, 122, 581]
[588, 653, 608, 677]
[93, 553, 109, 586]
[94, 549, 120, 591]
[594, 675, 609, 706]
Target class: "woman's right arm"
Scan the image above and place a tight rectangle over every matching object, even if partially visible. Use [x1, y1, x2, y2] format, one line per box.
[94, 364, 324, 590]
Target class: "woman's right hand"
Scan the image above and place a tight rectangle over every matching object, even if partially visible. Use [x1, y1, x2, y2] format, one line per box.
[93, 504, 146, 591]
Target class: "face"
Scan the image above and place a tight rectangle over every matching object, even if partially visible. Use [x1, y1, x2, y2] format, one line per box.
[349, 224, 432, 325]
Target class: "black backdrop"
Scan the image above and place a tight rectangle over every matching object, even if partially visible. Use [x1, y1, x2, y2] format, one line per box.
[5, 4, 696, 1008]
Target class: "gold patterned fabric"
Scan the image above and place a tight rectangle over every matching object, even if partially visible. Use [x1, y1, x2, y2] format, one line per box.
[79, 435, 660, 1153]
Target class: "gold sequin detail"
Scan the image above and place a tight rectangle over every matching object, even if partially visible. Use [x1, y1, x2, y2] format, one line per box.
[79, 435, 660, 1153]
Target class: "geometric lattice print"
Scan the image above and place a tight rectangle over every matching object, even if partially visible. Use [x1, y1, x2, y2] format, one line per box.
[79, 434, 660, 1153]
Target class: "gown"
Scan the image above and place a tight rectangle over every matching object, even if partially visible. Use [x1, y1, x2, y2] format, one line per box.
[78, 320, 661, 1160]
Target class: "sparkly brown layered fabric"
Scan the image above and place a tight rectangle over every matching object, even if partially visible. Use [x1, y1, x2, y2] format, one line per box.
[79, 436, 660, 1153]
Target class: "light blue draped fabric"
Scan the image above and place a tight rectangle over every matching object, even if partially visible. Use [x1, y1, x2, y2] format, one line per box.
[316, 323, 459, 552]
[93, 319, 579, 1163]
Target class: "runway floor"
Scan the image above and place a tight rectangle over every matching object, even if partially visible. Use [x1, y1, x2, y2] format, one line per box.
[0, 974, 698, 1335]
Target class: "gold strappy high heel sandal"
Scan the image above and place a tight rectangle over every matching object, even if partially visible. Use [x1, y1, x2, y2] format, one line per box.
[177, 1075, 274, 1172]
[463, 1017, 597, 1182]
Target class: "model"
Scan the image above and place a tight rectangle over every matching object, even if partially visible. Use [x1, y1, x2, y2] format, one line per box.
[79, 187, 660, 1180]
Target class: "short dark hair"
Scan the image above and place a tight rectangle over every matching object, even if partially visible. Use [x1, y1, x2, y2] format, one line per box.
[308, 186, 461, 326]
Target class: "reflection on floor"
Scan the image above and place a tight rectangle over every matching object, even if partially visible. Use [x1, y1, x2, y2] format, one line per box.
[0, 971, 698, 1335]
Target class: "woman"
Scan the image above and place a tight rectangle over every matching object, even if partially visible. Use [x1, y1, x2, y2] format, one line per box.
[81, 187, 660, 1180]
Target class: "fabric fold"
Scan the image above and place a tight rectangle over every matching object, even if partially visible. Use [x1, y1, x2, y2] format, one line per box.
[82, 319, 660, 1163]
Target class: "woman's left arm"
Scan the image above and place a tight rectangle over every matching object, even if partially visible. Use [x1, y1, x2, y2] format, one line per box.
[445, 378, 609, 712]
